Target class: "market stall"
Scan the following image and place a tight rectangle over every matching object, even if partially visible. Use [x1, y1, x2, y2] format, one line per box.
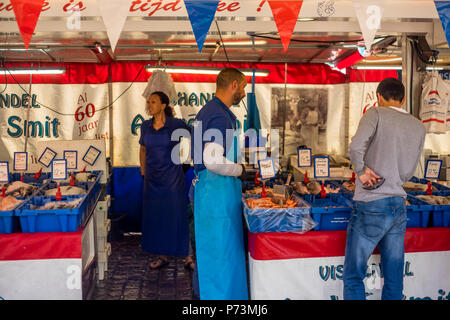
[0, 0, 449, 301]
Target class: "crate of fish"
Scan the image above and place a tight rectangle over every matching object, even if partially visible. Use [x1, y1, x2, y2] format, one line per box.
[292, 180, 343, 198]
[10, 172, 51, 186]
[242, 194, 315, 233]
[405, 195, 434, 228]
[409, 191, 450, 227]
[0, 196, 25, 234]
[301, 193, 354, 231]
[16, 195, 88, 233]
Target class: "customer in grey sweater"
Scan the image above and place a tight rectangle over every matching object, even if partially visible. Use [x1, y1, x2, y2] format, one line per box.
[343, 78, 426, 300]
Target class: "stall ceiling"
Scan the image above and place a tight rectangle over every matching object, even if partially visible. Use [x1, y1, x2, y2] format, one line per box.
[0, 15, 449, 67]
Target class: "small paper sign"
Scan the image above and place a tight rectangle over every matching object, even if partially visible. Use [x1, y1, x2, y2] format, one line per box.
[314, 156, 330, 178]
[14, 152, 28, 171]
[424, 160, 442, 180]
[258, 158, 277, 180]
[38, 147, 57, 167]
[51, 159, 67, 181]
[82, 146, 101, 166]
[298, 148, 312, 167]
[64, 150, 78, 170]
[0, 161, 9, 183]
[252, 151, 267, 169]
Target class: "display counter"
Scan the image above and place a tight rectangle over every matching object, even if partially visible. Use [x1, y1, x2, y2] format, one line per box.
[248, 228, 450, 300]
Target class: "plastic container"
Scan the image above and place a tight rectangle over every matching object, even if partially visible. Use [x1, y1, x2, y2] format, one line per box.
[242, 195, 315, 233]
[302, 193, 353, 231]
[10, 172, 51, 185]
[405, 195, 434, 228]
[404, 191, 449, 227]
[16, 195, 88, 233]
[0, 197, 26, 234]
[409, 177, 449, 191]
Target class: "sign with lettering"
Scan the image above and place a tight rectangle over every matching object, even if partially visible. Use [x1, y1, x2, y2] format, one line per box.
[314, 156, 330, 178]
[82, 146, 101, 166]
[252, 151, 267, 169]
[64, 150, 78, 170]
[51, 159, 67, 181]
[297, 148, 312, 167]
[424, 159, 442, 180]
[13, 152, 28, 171]
[38, 147, 57, 167]
[258, 158, 276, 180]
[0, 161, 9, 183]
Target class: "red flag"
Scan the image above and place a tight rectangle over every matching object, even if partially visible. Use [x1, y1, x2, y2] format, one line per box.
[268, 0, 303, 52]
[10, 0, 45, 49]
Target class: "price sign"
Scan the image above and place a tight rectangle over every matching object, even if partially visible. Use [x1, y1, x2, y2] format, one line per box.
[0, 161, 9, 183]
[424, 160, 442, 180]
[314, 156, 330, 178]
[252, 151, 267, 169]
[82, 146, 101, 166]
[298, 148, 312, 167]
[51, 159, 67, 181]
[258, 158, 276, 180]
[14, 152, 28, 171]
[64, 151, 78, 169]
[38, 147, 57, 167]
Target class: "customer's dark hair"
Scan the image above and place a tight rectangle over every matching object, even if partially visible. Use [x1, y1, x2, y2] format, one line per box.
[151, 91, 173, 118]
[376, 78, 405, 102]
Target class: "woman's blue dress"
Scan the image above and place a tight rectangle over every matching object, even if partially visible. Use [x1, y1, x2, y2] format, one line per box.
[139, 117, 190, 256]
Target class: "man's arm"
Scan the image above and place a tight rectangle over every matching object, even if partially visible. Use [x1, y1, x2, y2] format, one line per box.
[140, 145, 146, 176]
[349, 108, 379, 184]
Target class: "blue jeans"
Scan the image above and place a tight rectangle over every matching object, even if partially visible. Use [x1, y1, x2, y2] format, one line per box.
[343, 197, 407, 300]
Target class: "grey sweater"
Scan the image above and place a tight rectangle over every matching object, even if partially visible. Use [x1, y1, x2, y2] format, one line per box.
[349, 106, 426, 202]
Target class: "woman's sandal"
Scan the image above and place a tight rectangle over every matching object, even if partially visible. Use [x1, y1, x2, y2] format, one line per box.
[184, 257, 195, 271]
[150, 257, 169, 269]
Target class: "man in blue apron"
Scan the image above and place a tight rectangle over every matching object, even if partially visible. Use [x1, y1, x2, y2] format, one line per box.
[191, 68, 248, 300]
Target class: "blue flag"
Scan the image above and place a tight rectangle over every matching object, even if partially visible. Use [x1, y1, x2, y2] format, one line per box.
[184, 0, 220, 52]
[434, 1, 450, 46]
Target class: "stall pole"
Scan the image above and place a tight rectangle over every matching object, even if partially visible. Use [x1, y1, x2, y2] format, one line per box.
[108, 64, 113, 166]
[401, 34, 413, 114]
[281, 62, 287, 155]
[23, 66, 33, 153]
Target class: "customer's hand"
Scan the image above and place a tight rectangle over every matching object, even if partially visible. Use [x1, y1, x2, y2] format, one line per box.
[358, 167, 381, 188]
[238, 164, 247, 181]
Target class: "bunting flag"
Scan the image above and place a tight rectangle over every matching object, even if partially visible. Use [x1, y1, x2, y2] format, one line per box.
[184, 0, 220, 52]
[9, 0, 46, 49]
[352, 0, 385, 54]
[96, 0, 130, 52]
[434, 1, 450, 46]
[268, 0, 303, 52]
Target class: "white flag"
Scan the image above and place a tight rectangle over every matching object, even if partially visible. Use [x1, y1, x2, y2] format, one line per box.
[353, 0, 385, 53]
[96, 0, 131, 52]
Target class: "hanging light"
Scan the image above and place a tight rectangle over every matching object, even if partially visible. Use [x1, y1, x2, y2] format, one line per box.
[0, 67, 66, 75]
[145, 65, 270, 77]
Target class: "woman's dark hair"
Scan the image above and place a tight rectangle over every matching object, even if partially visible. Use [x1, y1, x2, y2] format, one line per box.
[376, 78, 405, 102]
[151, 91, 174, 118]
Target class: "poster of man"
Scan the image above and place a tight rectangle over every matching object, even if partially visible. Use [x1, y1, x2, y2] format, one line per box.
[271, 87, 328, 155]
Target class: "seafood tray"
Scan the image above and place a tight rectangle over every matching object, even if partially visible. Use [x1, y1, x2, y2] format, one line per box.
[0, 196, 25, 234]
[301, 193, 354, 231]
[404, 191, 449, 227]
[242, 194, 315, 233]
[16, 195, 88, 233]
[10, 172, 51, 185]
[408, 177, 449, 192]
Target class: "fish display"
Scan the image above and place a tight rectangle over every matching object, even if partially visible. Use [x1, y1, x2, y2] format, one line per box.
[245, 187, 273, 196]
[402, 181, 437, 192]
[44, 185, 87, 196]
[415, 195, 450, 206]
[293, 181, 340, 195]
[342, 181, 356, 192]
[0, 181, 37, 197]
[246, 196, 299, 209]
[53, 172, 97, 184]
[29, 197, 83, 210]
[0, 196, 22, 211]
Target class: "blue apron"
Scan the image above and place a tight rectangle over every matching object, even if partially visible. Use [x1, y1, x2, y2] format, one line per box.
[194, 129, 248, 300]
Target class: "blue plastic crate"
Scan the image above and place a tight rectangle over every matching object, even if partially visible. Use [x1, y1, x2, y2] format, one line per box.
[16, 195, 88, 233]
[10, 172, 51, 185]
[242, 195, 313, 233]
[409, 177, 449, 191]
[405, 195, 434, 228]
[0, 197, 27, 234]
[302, 193, 353, 231]
[409, 191, 450, 227]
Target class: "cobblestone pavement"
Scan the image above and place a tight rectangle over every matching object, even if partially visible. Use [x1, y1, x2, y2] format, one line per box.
[90, 234, 195, 300]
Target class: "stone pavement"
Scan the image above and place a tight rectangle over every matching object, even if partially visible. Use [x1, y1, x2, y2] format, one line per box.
[90, 234, 195, 300]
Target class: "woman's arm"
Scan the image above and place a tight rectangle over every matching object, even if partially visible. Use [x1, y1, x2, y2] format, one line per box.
[140, 145, 146, 176]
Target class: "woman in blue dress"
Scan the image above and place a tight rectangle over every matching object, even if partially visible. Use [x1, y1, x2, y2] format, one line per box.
[139, 91, 193, 269]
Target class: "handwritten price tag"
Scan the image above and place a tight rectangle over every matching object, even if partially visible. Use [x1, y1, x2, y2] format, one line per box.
[64, 151, 78, 169]
[252, 151, 267, 169]
[14, 152, 28, 171]
[314, 156, 330, 178]
[258, 158, 276, 180]
[424, 160, 442, 179]
[0, 161, 9, 183]
[82, 146, 101, 166]
[38, 147, 57, 167]
[52, 159, 67, 181]
[298, 148, 312, 167]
